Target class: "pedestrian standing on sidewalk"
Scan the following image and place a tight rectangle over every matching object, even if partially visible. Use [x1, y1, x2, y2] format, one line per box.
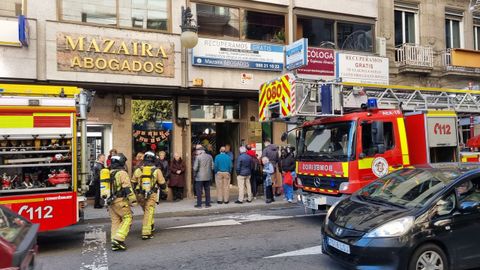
[235, 146, 253, 204]
[132, 152, 144, 170]
[169, 153, 186, 201]
[246, 145, 260, 199]
[262, 139, 282, 196]
[193, 145, 214, 208]
[106, 148, 118, 168]
[262, 156, 275, 203]
[280, 147, 295, 203]
[156, 151, 170, 183]
[108, 154, 137, 251]
[214, 146, 232, 204]
[131, 151, 168, 240]
[225, 144, 234, 162]
[92, 154, 106, 209]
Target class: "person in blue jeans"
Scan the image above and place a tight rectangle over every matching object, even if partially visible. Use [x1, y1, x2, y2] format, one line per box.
[280, 147, 295, 202]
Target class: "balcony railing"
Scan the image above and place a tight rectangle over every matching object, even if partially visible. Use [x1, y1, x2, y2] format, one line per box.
[395, 44, 434, 68]
[443, 49, 480, 74]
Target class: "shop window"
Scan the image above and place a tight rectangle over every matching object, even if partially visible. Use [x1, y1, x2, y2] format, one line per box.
[195, 3, 240, 39]
[131, 99, 173, 162]
[296, 17, 334, 47]
[0, 0, 23, 17]
[394, 9, 417, 46]
[445, 10, 464, 49]
[193, 2, 285, 43]
[337, 22, 373, 52]
[242, 10, 285, 43]
[129, 0, 168, 31]
[62, 0, 117, 25]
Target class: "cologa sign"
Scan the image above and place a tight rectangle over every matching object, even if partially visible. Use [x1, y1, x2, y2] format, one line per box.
[297, 48, 335, 76]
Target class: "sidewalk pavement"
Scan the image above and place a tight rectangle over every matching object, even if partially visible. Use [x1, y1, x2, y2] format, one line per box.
[84, 195, 298, 223]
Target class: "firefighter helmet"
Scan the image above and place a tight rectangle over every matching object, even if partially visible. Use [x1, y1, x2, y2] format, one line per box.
[111, 153, 127, 168]
[143, 151, 156, 163]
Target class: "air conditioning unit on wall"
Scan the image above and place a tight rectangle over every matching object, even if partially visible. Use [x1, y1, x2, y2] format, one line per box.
[376, 37, 387, 57]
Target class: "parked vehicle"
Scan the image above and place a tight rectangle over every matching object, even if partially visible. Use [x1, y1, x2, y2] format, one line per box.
[259, 75, 480, 210]
[322, 164, 480, 270]
[0, 205, 39, 270]
[0, 84, 92, 232]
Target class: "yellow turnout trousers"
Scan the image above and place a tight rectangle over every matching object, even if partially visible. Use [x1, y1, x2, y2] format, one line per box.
[109, 198, 132, 242]
[137, 193, 157, 236]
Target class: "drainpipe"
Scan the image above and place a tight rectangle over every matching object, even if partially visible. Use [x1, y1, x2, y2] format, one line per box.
[78, 90, 89, 194]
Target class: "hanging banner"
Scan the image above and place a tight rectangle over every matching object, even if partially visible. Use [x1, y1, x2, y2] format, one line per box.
[297, 48, 335, 76]
[192, 38, 284, 71]
[336, 53, 389, 85]
[285, 38, 308, 70]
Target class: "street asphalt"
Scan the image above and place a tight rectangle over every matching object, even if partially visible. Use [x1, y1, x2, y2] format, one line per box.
[36, 205, 346, 270]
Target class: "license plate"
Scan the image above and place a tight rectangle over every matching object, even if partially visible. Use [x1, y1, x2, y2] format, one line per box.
[327, 237, 350, 254]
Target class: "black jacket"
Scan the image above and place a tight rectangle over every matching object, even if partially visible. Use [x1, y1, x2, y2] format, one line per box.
[280, 154, 295, 172]
[92, 161, 104, 183]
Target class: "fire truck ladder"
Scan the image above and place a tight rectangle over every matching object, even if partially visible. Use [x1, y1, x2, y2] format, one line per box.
[341, 82, 480, 114]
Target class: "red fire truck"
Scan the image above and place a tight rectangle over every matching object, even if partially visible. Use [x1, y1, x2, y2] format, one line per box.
[0, 84, 91, 231]
[259, 74, 480, 211]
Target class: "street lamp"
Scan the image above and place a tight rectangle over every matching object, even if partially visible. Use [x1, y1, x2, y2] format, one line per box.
[180, 6, 198, 48]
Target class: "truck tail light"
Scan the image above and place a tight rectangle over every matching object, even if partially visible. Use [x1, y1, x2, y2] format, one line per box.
[339, 182, 349, 192]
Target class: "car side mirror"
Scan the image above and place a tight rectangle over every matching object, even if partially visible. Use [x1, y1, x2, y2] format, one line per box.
[436, 199, 454, 216]
[459, 201, 480, 214]
[281, 132, 288, 142]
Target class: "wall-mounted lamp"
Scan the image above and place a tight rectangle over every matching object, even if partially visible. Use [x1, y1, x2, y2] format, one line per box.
[114, 96, 125, 114]
[180, 6, 198, 49]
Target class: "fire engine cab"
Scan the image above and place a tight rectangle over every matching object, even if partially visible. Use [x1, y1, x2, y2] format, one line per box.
[259, 74, 480, 211]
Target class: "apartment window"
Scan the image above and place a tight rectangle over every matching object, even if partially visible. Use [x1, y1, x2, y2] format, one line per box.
[62, 0, 117, 25]
[242, 10, 285, 42]
[394, 11, 417, 46]
[0, 0, 23, 17]
[130, 0, 168, 30]
[445, 10, 464, 49]
[297, 17, 334, 47]
[337, 22, 373, 52]
[195, 3, 240, 39]
[297, 16, 373, 51]
[193, 3, 285, 43]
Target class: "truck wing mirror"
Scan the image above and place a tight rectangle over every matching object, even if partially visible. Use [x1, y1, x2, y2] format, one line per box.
[372, 121, 385, 145]
[281, 132, 288, 142]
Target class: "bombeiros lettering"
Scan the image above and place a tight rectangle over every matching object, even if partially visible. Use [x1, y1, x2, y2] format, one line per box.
[63, 35, 171, 75]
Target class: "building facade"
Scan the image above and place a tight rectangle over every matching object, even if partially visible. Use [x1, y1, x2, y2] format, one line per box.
[1, 0, 478, 196]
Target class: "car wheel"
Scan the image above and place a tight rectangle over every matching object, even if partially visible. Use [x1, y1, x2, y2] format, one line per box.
[409, 244, 448, 270]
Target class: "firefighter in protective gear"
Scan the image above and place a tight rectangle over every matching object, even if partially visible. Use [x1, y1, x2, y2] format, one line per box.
[131, 151, 167, 240]
[108, 153, 137, 251]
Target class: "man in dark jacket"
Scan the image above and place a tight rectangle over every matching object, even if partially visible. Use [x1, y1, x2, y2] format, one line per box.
[262, 139, 282, 196]
[193, 145, 214, 208]
[92, 154, 105, 208]
[235, 146, 252, 204]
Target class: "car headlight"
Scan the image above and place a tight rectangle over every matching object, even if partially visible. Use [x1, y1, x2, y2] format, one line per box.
[365, 216, 414, 238]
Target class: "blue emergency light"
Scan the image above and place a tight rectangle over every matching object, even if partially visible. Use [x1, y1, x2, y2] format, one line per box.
[367, 98, 378, 109]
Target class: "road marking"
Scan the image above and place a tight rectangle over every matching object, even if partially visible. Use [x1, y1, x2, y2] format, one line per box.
[167, 219, 242, 229]
[264, 245, 323, 258]
[80, 225, 108, 270]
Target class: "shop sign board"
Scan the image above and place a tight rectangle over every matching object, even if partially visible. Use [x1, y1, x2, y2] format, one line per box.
[297, 48, 335, 76]
[0, 19, 21, 47]
[192, 38, 284, 71]
[285, 38, 308, 70]
[56, 33, 175, 77]
[336, 53, 389, 85]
